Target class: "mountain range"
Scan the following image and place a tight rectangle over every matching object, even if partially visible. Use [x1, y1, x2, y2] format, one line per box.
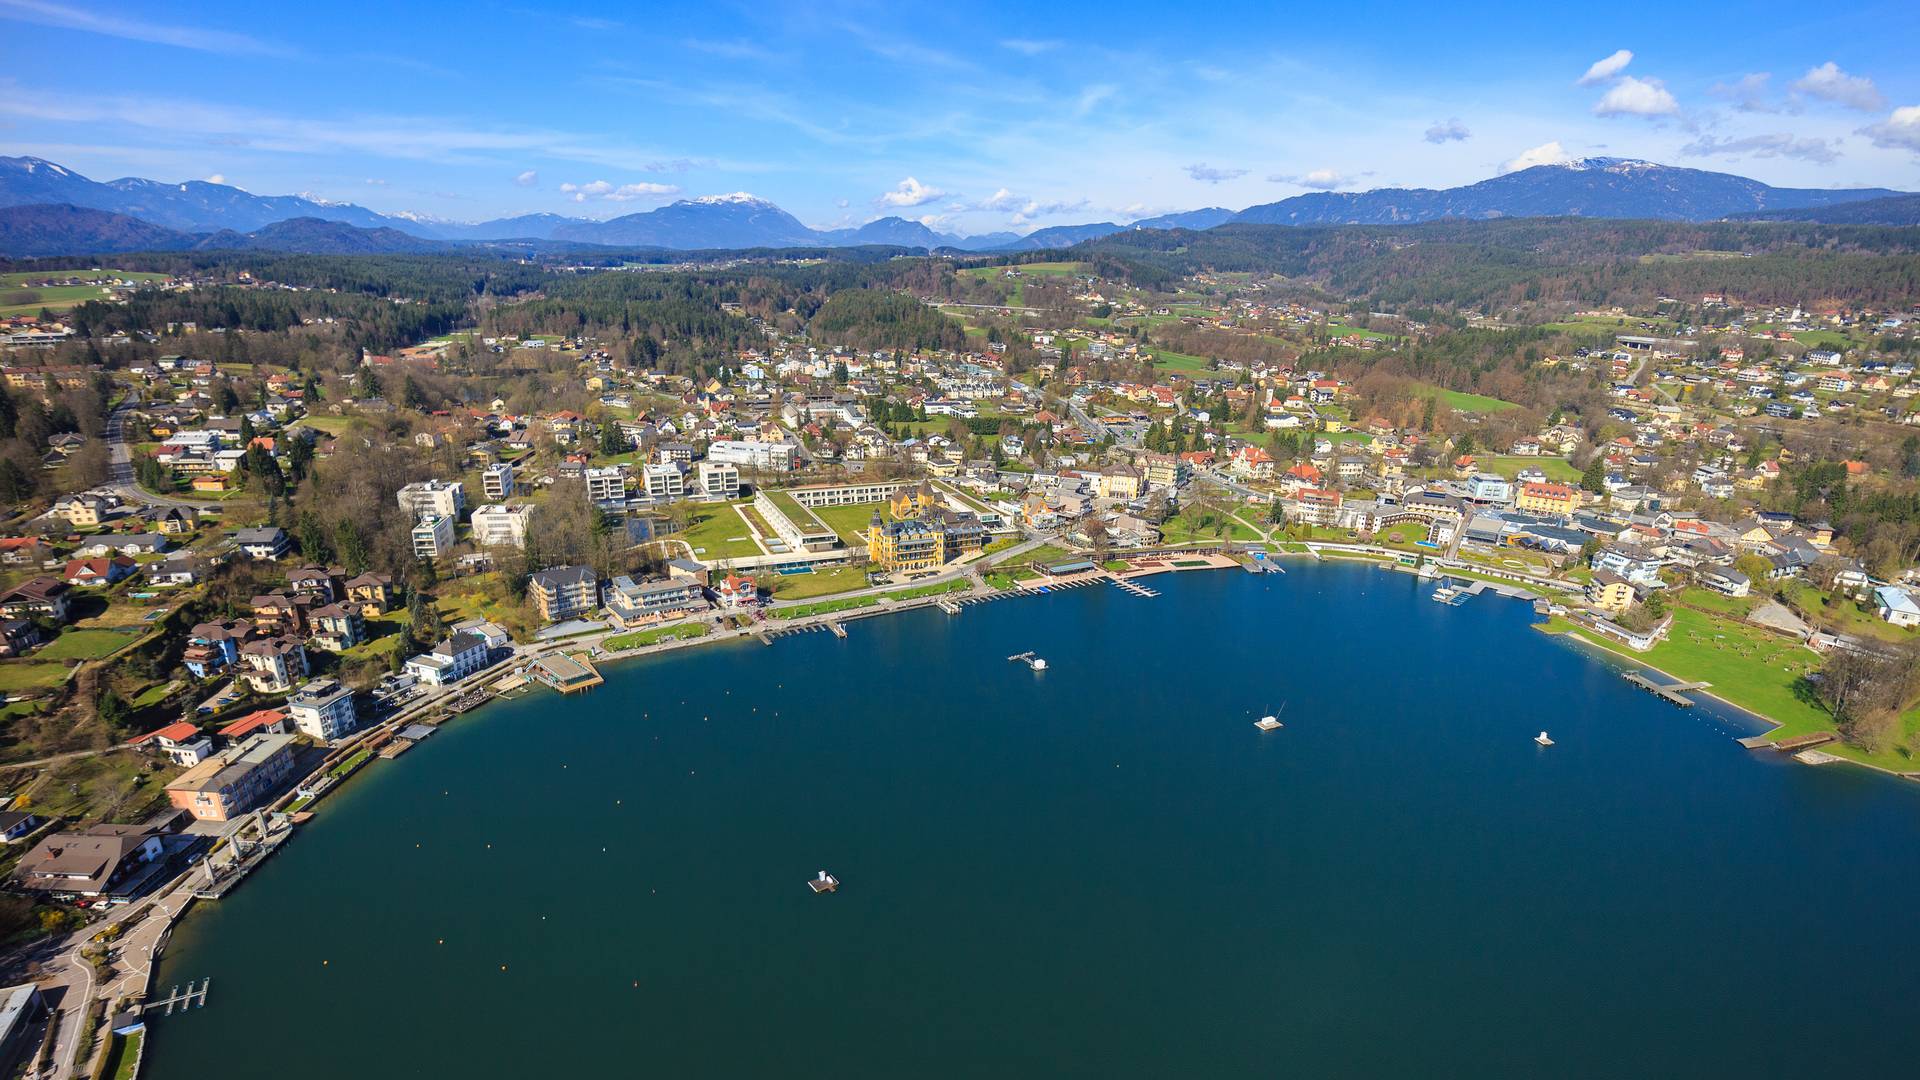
[0, 155, 1910, 258]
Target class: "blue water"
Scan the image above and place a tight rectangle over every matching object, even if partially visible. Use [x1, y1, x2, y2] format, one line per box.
[143, 562, 1920, 1078]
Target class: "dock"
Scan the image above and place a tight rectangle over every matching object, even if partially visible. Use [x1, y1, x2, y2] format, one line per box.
[526, 653, 604, 694]
[936, 598, 963, 614]
[1110, 576, 1160, 598]
[192, 811, 291, 899]
[1739, 731, 1837, 752]
[808, 871, 839, 894]
[1254, 716, 1282, 731]
[825, 620, 847, 639]
[142, 978, 210, 1016]
[1622, 671, 1709, 707]
[1007, 651, 1048, 671]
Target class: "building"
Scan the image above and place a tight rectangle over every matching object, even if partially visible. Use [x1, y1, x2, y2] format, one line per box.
[694, 460, 740, 500]
[471, 503, 534, 549]
[639, 463, 683, 502]
[528, 565, 600, 622]
[707, 439, 796, 472]
[1515, 482, 1581, 517]
[165, 733, 299, 822]
[1874, 585, 1920, 627]
[183, 619, 252, 677]
[0, 577, 71, 623]
[218, 708, 289, 741]
[1465, 473, 1513, 504]
[396, 479, 467, 520]
[307, 603, 366, 651]
[604, 575, 708, 626]
[1697, 567, 1751, 598]
[345, 572, 395, 616]
[411, 514, 455, 559]
[587, 466, 629, 505]
[1591, 545, 1664, 588]
[866, 515, 942, 573]
[1288, 488, 1343, 527]
[13, 825, 166, 897]
[403, 629, 492, 687]
[1585, 570, 1636, 615]
[483, 462, 515, 500]
[287, 678, 357, 741]
[136, 721, 214, 766]
[233, 527, 291, 560]
[239, 636, 308, 694]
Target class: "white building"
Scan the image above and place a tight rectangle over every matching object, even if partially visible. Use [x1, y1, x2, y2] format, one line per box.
[470, 503, 534, 549]
[396, 479, 466, 520]
[1875, 585, 1920, 628]
[642, 462, 685, 501]
[586, 467, 627, 505]
[707, 440, 796, 473]
[404, 629, 492, 687]
[695, 461, 740, 500]
[287, 678, 357, 741]
[411, 514, 454, 559]
[482, 462, 515, 500]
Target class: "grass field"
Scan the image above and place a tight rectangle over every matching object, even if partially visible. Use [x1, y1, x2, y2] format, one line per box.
[1159, 512, 1261, 544]
[0, 662, 73, 693]
[675, 504, 764, 561]
[808, 501, 886, 545]
[604, 622, 709, 650]
[1413, 384, 1519, 413]
[769, 595, 881, 619]
[1150, 349, 1212, 372]
[1475, 455, 1582, 483]
[768, 565, 871, 600]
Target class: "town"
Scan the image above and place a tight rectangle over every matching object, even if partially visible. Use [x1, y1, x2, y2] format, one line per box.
[0, 236, 1917, 1073]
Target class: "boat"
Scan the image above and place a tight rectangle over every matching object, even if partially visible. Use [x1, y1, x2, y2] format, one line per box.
[1535, 731, 1554, 747]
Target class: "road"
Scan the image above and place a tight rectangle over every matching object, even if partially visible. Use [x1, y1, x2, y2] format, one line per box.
[102, 394, 225, 511]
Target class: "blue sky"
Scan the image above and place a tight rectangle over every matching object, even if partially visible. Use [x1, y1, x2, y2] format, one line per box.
[3, 0, 1918, 234]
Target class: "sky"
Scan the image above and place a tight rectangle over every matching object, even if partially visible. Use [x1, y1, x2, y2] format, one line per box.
[2, 0, 1919, 235]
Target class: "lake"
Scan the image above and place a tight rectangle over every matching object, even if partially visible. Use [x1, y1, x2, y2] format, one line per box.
[142, 561, 1920, 1078]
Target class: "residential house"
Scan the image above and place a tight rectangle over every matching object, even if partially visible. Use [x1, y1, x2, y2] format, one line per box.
[470, 504, 533, 549]
[134, 721, 214, 766]
[287, 678, 357, 742]
[527, 566, 601, 622]
[411, 514, 455, 559]
[1585, 570, 1637, 614]
[307, 603, 366, 651]
[165, 733, 299, 822]
[62, 556, 136, 587]
[13, 825, 166, 898]
[239, 636, 308, 694]
[403, 629, 492, 687]
[1874, 585, 1920, 628]
[0, 578, 70, 623]
[396, 479, 467, 520]
[233, 527, 291, 560]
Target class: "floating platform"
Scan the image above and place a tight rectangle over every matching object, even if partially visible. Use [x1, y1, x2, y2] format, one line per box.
[1007, 651, 1047, 671]
[808, 871, 839, 894]
[1535, 731, 1555, 747]
[1254, 716, 1282, 731]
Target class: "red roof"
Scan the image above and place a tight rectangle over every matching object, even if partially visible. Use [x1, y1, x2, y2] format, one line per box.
[219, 709, 286, 738]
[133, 720, 203, 745]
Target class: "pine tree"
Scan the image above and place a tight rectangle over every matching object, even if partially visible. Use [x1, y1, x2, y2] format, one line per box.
[1581, 455, 1606, 494]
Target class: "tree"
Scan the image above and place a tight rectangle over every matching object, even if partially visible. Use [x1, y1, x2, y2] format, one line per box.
[1733, 553, 1774, 585]
[1581, 455, 1606, 495]
[96, 688, 130, 731]
[599, 420, 628, 457]
[0, 458, 31, 503]
[335, 519, 371, 574]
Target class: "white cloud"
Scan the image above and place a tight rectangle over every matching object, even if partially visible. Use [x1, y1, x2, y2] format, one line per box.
[514, 169, 538, 187]
[971, 187, 1088, 219]
[1501, 141, 1573, 173]
[1268, 169, 1358, 190]
[1860, 105, 1920, 153]
[365, 177, 388, 185]
[999, 38, 1059, 56]
[1793, 62, 1885, 112]
[877, 176, 947, 207]
[204, 173, 225, 185]
[1424, 118, 1471, 144]
[1578, 49, 1633, 86]
[1074, 84, 1117, 117]
[1680, 133, 1840, 164]
[0, 0, 289, 56]
[1184, 163, 1248, 184]
[559, 179, 679, 203]
[1709, 73, 1776, 113]
[1594, 76, 1679, 117]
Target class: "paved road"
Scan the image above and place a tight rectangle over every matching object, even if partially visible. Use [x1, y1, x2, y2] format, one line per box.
[103, 394, 225, 511]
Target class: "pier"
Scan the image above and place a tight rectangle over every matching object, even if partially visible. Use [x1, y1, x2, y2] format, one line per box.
[193, 810, 292, 899]
[936, 598, 963, 614]
[825, 620, 847, 638]
[142, 978, 211, 1016]
[1738, 731, 1838, 752]
[1109, 576, 1160, 598]
[527, 653, 604, 693]
[1622, 671, 1710, 707]
[1007, 651, 1048, 670]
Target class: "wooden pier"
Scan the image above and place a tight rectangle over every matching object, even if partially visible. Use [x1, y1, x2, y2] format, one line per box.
[936, 598, 963, 614]
[1622, 672, 1710, 707]
[143, 978, 210, 1016]
[1739, 731, 1837, 752]
[825, 620, 847, 639]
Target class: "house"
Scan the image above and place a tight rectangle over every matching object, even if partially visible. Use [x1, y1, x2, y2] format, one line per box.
[0, 578, 70, 623]
[0, 620, 43, 658]
[239, 635, 308, 694]
[403, 629, 492, 687]
[345, 572, 395, 616]
[307, 603, 366, 651]
[1697, 566, 1751, 598]
[1591, 545, 1664, 588]
[13, 824, 166, 897]
[411, 514, 455, 559]
[149, 555, 199, 588]
[0, 811, 40, 843]
[1585, 570, 1637, 615]
[604, 575, 708, 627]
[714, 573, 758, 610]
[470, 504, 534, 549]
[1874, 585, 1920, 628]
[1515, 482, 1580, 517]
[1464, 473, 1513, 504]
[63, 556, 137, 587]
[132, 720, 215, 766]
[218, 708, 289, 741]
[527, 566, 600, 622]
[183, 619, 253, 677]
[233, 527, 291, 560]
[396, 479, 467, 519]
[165, 733, 300, 822]
[150, 506, 199, 535]
[287, 678, 357, 742]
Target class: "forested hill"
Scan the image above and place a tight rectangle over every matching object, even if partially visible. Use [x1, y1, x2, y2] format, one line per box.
[1068, 219, 1920, 309]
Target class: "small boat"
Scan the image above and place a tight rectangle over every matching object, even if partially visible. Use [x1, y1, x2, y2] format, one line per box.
[1535, 731, 1554, 747]
[808, 870, 839, 894]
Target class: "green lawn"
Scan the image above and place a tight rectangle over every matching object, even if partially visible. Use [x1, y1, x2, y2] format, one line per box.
[1474, 455, 1582, 483]
[102, 1030, 142, 1080]
[1159, 512, 1260, 544]
[1150, 349, 1213, 373]
[1413, 384, 1519, 413]
[37, 628, 141, 661]
[884, 578, 970, 601]
[809, 501, 887, 545]
[1542, 607, 1919, 770]
[0, 662, 73, 692]
[674, 504, 764, 561]
[768, 565, 872, 600]
[770, 595, 882, 620]
[604, 622, 709, 650]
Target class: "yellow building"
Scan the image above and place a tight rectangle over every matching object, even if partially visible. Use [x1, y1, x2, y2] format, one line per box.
[889, 482, 936, 518]
[1515, 481, 1581, 516]
[866, 513, 943, 574]
[1585, 571, 1635, 615]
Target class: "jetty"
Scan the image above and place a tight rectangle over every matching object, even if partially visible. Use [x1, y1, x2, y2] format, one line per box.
[1738, 731, 1838, 752]
[141, 978, 211, 1016]
[1007, 651, 1048, 671]
[1110, 576, 1160, 598]
[1622, 671, 1709, 707]
[192, 811, 291, 900]
[825, 620, 847, 639]
[937, 598, 963, 614]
